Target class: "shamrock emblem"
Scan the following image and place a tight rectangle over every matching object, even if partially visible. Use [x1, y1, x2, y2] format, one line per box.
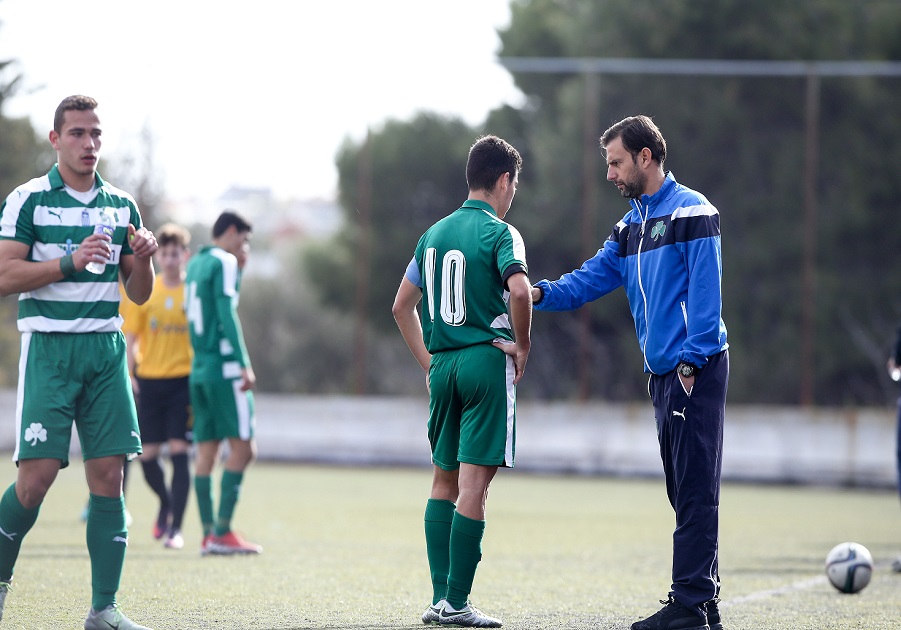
[650, 220, 666, 240]
[25, 423, 47, 446]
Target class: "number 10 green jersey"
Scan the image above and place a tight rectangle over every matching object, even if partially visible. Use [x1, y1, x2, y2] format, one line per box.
[409, 200, 527, 354]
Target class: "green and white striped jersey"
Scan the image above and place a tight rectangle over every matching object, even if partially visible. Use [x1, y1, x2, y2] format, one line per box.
[184, 245, 251, 383]
[410, 199, 527, 353]
[0, 165, 140, 333]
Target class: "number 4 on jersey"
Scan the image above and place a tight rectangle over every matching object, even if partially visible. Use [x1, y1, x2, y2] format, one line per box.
[185, 281, 204, 335]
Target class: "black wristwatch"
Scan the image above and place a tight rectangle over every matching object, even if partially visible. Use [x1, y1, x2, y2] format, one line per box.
[677, 362, 697, 378]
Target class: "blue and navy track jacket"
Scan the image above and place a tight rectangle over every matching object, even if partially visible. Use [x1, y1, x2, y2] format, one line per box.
[534, 172, 728, 374]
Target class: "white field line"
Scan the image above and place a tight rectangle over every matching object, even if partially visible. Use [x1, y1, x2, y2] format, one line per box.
[722, 576, 827, 607]
[722, 558, 893, 607]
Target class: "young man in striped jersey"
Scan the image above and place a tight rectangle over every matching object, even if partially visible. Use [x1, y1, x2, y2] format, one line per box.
[0, 95, 158, 630]
[393, 135, 532, 628]
[185, 211, 261, 555]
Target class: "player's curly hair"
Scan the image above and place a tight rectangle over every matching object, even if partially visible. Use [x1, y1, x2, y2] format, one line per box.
[157, 223, 191, 249]
[54, 95, 98, 133]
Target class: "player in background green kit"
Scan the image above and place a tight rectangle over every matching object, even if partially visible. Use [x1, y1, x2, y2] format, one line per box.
[393, 135, 532, 628]
[184, 210, 261, 555]
[0, 95, 157, 630]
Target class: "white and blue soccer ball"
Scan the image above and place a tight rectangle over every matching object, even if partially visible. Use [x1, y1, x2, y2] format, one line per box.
[825, 542, 874, 594]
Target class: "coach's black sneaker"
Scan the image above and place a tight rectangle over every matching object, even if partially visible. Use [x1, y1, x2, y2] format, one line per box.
[631, 596, 709, 630]
[705, 598, 724, 630]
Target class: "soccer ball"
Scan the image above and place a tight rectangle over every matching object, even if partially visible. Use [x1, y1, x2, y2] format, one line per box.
[825, 542, 874, 593]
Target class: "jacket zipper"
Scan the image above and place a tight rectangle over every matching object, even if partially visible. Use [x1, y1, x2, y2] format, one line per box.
[636, 200, 653, 373]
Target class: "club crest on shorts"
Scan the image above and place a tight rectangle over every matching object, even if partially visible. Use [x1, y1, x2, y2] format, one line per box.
[25, 422, 47, 446]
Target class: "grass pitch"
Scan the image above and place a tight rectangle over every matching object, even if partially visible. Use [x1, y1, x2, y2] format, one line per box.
[0, 459, 898, 629]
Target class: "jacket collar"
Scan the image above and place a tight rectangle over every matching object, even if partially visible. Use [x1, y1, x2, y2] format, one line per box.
[630, 171, 677, 213]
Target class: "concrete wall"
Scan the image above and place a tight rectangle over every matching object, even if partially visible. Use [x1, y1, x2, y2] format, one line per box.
[0, 390, 895, 488]
[249, 396, 898, 488]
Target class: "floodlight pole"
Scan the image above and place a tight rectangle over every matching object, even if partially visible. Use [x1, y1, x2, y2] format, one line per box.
[801, 73, 820, 407]
[578, 72, 600, 400]
[500, 57, 901, 406]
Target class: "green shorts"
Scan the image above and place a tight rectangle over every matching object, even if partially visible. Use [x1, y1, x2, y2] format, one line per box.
[428, 344, 516, 470]
[15, 331, 141, 467]
[190, 377, 255, 442]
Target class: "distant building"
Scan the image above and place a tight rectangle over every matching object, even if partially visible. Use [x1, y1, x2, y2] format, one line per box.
[162, 186, 342, 279]
[163, 187, 341, 242]
[218, 186, 273, 222]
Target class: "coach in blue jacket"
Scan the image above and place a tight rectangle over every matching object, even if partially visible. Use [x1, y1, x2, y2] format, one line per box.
[532, 115, 728, 630]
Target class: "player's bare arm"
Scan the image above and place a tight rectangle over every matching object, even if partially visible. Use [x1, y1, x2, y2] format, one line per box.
[392, 276, 431, 374]
[495, 271, 532, 384]
[0, 233, 113, 296]
[240, 366, 256, 392]
[120, 224, 158, 305]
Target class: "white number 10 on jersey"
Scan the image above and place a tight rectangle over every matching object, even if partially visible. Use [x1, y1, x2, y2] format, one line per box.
[424, 248, 466, 326]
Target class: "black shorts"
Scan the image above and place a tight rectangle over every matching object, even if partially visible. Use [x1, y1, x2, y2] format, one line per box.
[136, 376, 193, 444]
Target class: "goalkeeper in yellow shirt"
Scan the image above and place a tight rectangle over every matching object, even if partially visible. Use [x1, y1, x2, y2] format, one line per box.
[120, 223, 193, 549]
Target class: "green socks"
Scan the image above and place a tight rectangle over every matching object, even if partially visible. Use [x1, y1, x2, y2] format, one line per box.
[424, 499, 455, 604]
[194, 475, 214, 536]
[85, 494, 126, 611]
[0, 483, 40, 582]
[445, 511, 486, 610]
[214, 469, 244, 536]
[197, 470, 246, 537]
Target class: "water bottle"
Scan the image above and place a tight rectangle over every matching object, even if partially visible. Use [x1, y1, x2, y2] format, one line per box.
[85, 209, 115, 274]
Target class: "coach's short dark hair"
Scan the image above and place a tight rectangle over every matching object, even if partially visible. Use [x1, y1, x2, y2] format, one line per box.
[54, 95, 98, 133]
[212, 210, 252, 238]
[466, 135, 522, 193]
[600, 115, 667, 166]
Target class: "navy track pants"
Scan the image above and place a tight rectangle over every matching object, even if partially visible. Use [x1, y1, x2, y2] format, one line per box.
[649, 349, 729, 616]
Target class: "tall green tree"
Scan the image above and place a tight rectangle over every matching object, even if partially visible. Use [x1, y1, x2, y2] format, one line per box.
[0, 54, 56, 388]
[0, 61, 53, 205]
[307, 0, 901, 404]
[306, 113, 475, 332]
[494, 0, 901, 405]
[303, 114, 478, 393]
